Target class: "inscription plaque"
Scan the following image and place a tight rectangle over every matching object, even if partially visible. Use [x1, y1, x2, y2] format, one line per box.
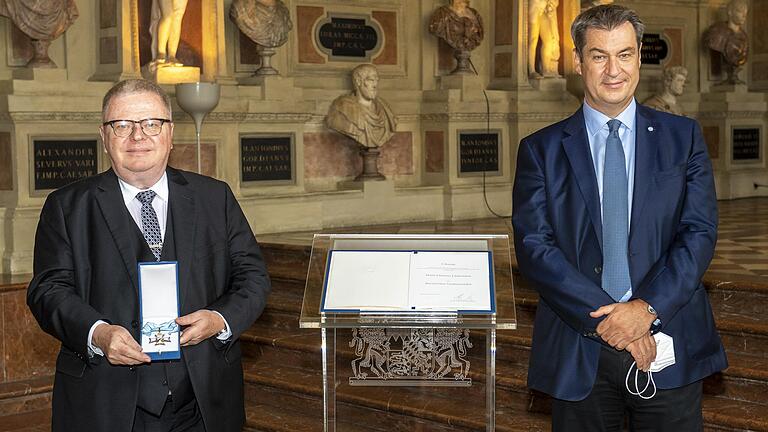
[641, 33, 668, 65]
[241, 135, 294, 183]
[315, 14, 382, 61]
[458, 131, 500, 175]
[732, 128, 760, 161]
[33, 139, 98, 190]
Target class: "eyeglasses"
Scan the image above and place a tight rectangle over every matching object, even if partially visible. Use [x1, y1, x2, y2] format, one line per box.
[102, 118, 171, 137]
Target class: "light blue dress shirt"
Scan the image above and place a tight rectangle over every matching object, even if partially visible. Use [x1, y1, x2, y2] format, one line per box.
[582, 99, 637, 301]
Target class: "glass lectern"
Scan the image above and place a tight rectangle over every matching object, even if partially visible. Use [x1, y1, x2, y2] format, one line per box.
[299, 234, 516, 431]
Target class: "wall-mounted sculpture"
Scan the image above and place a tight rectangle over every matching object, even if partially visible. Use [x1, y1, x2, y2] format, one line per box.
[643, 66, 688, 116]
[230, 0, 293, 75]
[0, 0, 79, 68]
[528, 0, 560, 78]
[428, 0, 484, 75]
[326, 64, 397, 181]
[148, 0, 189, 69]
[703, 0, 748, 85]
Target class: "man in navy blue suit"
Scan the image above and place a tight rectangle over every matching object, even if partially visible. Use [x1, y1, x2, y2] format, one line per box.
[512, 5, 727, 431]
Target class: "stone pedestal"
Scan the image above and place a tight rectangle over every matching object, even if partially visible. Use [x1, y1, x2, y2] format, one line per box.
[147, 66, 202, 85]
[699, 88, 768, 199]
[11, 68, 68, 81]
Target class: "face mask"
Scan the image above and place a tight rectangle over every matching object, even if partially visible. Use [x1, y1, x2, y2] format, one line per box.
[625, 332, 675, 399]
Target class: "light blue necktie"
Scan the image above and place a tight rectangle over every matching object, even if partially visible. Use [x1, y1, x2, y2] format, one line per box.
[136, 190, 163, 261]
[601, 119, 631, 301]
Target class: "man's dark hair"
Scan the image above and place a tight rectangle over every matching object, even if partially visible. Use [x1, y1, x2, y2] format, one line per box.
[571, 4, 645, 59]
[102, 79, 172, 120]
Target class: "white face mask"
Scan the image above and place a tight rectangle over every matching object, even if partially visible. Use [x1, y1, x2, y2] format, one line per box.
[625, 332, 676, 399]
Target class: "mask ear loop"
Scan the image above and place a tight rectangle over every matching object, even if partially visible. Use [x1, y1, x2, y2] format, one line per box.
[625, 361, 657, 400]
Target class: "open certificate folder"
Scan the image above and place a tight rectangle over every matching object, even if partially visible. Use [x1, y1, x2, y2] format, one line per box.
[321, 250, 494, 312]
[138, 262, 181, 360]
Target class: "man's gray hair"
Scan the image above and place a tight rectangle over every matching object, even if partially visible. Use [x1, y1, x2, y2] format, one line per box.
[351, 64, 378, 91]
[663, 66, 688, 86]
[102, 79, 172, 120]
[571, 4, 645, 59]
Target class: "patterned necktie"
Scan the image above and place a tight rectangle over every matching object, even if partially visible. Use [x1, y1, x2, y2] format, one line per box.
[136, 190, 162, 261]
[601, 119, 631, 301]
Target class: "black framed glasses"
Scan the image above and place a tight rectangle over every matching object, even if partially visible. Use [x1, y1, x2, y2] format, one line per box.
[102, 118, 171, 137]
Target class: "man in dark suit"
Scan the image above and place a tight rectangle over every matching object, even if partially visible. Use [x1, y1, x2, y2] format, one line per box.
[512, 5, 727, 431]
[27, 79, 271, 432]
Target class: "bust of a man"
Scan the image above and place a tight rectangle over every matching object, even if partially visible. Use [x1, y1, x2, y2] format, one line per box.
[230, 0, 292, 48]
[703, 0, 748, 83]
[428, 0, 484, 52]
[643, 66, 688, 116]
[326, 64, 397, 149]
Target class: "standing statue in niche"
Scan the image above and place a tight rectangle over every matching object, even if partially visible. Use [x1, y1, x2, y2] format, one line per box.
[230, 0, 293, 75]
[149, 0, 188, 69]
[703, 0, 748, 85]
[643, 66, 688, 116]
[428, 0, 484, 75]
[528, 0, 561, 78]
[326, 64, 397, 181]
[0, 0, 78, 68]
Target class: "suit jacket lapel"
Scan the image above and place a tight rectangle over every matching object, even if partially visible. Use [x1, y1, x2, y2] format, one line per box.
[562, 108, 603, 248]
[167, 168, 195, 313]
[94, 169, 140, 294]
[629, 106, 659, 246]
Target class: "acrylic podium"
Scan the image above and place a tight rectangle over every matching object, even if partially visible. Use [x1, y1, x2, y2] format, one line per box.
[299, 234, 516, 431]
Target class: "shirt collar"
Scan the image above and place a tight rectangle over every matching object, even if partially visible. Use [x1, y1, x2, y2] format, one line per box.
[583, 98, 637, 137]
[118, 172, 169, 204]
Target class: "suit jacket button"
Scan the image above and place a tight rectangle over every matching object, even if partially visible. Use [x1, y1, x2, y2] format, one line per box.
[594, 265, 602, 274]
[131, 320, 139, 329]
[129, 366, 135, 371]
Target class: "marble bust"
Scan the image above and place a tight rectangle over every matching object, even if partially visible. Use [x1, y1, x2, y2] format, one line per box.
[428, 0, 484, 52]
[326, 64, 397, 149]
[528, 0, 561, 78]
[643, 66, 688, 116]
[230, 0, 292, 48]
[703, 0, 749, 84]
[0, 0, 79, 68]
[149, 0, 188, 67]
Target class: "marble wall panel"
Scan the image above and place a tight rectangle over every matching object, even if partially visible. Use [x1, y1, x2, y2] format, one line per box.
[425, 131, 445, 173]
[0, 132, 12, 190]
[297, 6, 326, 64]
[168, 143, 217, 178]
[663, 28, 683, 67]
[304, 132, 360, 178]
[303, 132, 412, 178]
[239, 31, 260, 65]
[495, 0, 515, 46]
[495, 53, 513, 78]
[753, 60, 768, 82]
[372, 11, 397, 65]
[100, 0, 117, 29]
[438, 39, 455, 74]
[378, 132, 413, 176]
[2, 290, 58, 381]
[704, 126, 720, 160]
[100, 37, 118, 65]
[754, 0, 768, 55]
[9, 24, 32, 67]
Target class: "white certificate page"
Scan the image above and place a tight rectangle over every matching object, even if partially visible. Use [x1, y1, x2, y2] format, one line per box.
[323, 251, 412, 310]
[139, 262, 180, 356]
[322, 250, 493, 312]
[408, 251, 492, 311]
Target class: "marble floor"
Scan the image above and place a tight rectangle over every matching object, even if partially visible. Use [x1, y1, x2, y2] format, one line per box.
[260, 196, 768, 286]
